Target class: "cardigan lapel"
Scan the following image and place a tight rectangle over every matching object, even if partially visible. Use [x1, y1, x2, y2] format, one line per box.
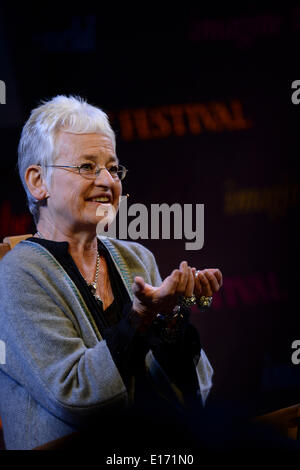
[98, 236, 134, 301]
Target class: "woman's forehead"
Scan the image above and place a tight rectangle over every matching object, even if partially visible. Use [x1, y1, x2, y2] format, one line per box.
[78, 154, 119, 164]
[55, 131, 115, 158]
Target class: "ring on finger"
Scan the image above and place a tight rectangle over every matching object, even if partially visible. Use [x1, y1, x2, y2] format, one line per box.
[197, 296, 213, 308]
[180, 295, 197, 307]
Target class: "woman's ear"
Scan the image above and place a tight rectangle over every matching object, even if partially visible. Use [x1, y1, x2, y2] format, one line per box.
[25, 165, 49, 201]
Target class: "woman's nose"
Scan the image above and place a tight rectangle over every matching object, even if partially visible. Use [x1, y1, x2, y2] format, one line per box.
[94, 168, 115, 186]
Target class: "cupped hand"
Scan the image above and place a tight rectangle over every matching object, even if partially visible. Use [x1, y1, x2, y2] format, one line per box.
[132, 261, 194, 321]
[191, 267, 223, 298]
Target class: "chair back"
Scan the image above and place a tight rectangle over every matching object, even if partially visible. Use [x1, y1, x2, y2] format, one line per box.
[0, 234, 33, 260]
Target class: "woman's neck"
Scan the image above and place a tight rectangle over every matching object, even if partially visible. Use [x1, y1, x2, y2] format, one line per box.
[35, 223, 98, 260]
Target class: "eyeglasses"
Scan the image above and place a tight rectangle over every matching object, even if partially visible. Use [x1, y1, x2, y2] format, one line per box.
[44, 163, 128, 180]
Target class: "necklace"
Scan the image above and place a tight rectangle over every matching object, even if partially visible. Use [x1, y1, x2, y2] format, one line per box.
[86, 252, 102, 303]
[35, 231, 45, 239]
[35, 230, 102, 303]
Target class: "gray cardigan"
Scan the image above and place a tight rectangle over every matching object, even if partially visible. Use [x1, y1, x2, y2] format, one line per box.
[0, 236, 213, 450]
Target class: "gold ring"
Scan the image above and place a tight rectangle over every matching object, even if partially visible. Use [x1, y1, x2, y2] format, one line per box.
[181, 295, 197, 307]
[197, 296, 213, 308]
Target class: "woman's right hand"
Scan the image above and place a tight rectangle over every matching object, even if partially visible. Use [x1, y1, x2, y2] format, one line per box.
[131, 261, 194, 328]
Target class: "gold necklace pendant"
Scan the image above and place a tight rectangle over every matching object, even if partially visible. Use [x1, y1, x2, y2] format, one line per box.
[87, 282, 102, 302]
[88, 282, 97, 293]
[84, 251, 102, 302]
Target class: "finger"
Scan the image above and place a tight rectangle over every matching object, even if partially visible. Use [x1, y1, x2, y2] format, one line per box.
[203, 269, 221, 293]
[205, 269, 223, 287]
[160, 269, 181, 296]
[184, 267, 195, 297]
[194, 270, 202, 296]
[132, 276, 146, 296]
[177, 261, 189, 294]
[211, 268, 223, 287]
[196, 271, 213, 296]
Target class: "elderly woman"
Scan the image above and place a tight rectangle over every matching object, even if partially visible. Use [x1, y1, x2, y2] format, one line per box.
[0, 96, 222, 451]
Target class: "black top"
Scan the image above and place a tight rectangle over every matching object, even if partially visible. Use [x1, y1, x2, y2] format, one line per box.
[26, 237, 201, 404]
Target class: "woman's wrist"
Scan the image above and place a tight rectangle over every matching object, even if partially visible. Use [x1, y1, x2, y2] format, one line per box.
[128, 306, 155, 333]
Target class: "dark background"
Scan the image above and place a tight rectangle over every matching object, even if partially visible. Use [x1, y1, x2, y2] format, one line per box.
[0, 4, 299, 418]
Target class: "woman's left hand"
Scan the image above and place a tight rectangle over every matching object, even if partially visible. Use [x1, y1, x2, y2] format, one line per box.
[191, 268, 223, 299]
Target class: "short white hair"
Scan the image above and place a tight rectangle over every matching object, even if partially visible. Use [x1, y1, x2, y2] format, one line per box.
[18, 95, 116, 224]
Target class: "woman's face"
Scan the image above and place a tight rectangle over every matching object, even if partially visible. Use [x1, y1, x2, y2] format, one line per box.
[45, 131, 122, 234]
